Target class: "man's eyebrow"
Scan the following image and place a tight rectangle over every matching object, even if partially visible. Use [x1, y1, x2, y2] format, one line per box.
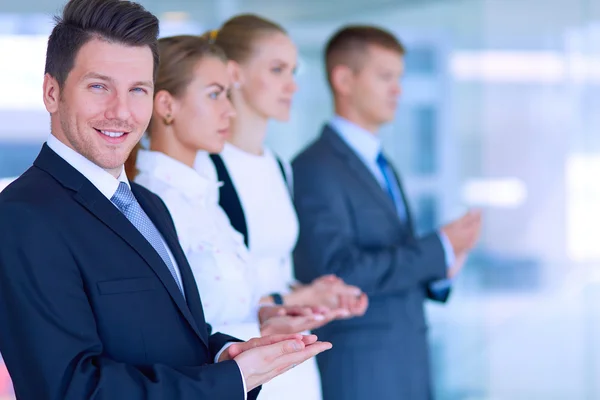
[132, 80, 154, 89]
[81, 72, 113, 83]
[81, 72, 153, 89]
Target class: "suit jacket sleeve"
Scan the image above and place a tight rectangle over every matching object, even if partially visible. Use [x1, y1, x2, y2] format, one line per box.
[0, 203, 246, 400]
[292, 159, 447, 296]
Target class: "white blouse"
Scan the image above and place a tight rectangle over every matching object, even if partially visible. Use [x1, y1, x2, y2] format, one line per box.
[135, 150, 262, 340]
[217, 143, 299, 297]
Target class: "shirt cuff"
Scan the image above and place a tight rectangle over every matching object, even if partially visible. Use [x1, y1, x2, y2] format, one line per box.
[429, 231, 456, 293]
[429, 279, 452, 292]
[216, 342, 247, 400]
[438, 231, 456, 269]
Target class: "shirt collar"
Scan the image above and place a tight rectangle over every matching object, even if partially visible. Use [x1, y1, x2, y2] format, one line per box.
[329, 115, 382, 163]
[46, 134, 129, 200]
[136, 149, 218, 200]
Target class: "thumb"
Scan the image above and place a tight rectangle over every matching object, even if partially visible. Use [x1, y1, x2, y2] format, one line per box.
[227, 343, 244, 359]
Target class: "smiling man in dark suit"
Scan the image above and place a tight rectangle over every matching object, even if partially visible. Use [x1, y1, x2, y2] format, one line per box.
[292, 25, 482, 400]
[0, 1, 330, 399]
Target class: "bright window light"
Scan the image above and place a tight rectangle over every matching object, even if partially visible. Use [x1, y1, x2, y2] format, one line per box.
[461, 178, 528, 208]
[450, 50, 600, 83]
[566, 154, 600, 261]
[0, 177, 16, 192]
[0, 35, 47, 110]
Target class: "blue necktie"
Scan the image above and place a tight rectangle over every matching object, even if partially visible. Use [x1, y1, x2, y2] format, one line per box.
[376, 153, 407, 222]
[111, 182, 185, 297]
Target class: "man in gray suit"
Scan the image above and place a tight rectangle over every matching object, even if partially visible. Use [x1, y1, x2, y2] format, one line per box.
[292, 25, 482, 400]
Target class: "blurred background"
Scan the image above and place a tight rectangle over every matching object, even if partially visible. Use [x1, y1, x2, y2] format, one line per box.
[2, 0, 600, 399]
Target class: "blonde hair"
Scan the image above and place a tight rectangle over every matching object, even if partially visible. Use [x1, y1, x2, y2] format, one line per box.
[213, 14, 287, 64]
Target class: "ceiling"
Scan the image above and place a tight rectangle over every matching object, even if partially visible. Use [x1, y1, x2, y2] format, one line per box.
[0, 0, 444, 26]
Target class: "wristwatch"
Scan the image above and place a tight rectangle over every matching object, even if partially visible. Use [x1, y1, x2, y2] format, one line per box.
[270, 292, 284, 305]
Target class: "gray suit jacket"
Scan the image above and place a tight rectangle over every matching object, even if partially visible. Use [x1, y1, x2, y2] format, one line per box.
[292, 124, 450, 400]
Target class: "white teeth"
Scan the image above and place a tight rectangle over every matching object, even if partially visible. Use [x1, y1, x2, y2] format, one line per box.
[100, 130, 125, 138]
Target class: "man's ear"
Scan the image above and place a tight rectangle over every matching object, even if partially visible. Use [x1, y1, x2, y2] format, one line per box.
[330, 65, 354, 97]
[43, 73, 60, 113]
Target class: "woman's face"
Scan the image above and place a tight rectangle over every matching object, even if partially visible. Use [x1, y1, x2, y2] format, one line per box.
[237, 32, 298, 121]
[170, 56, 235, 154]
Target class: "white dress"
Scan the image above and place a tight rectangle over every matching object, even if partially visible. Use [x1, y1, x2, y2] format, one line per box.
[210, 143, 323, 400]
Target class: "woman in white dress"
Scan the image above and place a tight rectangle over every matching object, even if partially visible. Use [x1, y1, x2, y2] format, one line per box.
[203, 15, 369, 400]
[125, 34, 362, 397]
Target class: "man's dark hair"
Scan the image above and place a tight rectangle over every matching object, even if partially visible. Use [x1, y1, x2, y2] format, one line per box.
[325, 25, 405, 89]
[44, 0, 160, 87]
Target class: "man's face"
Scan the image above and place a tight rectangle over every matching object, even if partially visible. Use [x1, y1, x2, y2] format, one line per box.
[349, 45, 404, 130]
[43, 38, 154, 177]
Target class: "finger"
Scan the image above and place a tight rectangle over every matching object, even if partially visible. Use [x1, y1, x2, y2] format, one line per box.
[327, 307, 352, 320]
[331, 284, 362, 297]
[310, 305, 330, 315]
[353, 294, 369, 316]
[288, 315, 332, 333]
[301, 315, 336, 331]
[229, 334, 304, 357]
[301, 334, 318, 346]
[270, 341, 333, 374]
[337, 294, 352, 310]
[259, 306, 285, 321]
[465, 210, 483, 225]
[317, 274, 340, 283]
[284, 306, 315, 317]
[252, 338, 307, 363]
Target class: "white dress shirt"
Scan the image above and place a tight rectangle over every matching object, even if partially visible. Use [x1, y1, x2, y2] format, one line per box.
[46, 134, 183, 284]
[47, 136, 245, 397]
[329, 116, 455, 290]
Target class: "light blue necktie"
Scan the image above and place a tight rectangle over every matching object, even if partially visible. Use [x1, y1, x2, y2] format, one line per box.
[376, 153, 407, 222]
[111, 182, 185, 297]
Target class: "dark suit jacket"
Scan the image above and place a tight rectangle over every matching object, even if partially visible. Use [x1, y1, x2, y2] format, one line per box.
[292, 125, 450, 400]
[0, 144, 258, 400]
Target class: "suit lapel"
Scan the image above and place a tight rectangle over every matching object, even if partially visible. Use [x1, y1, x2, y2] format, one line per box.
[133, 186, 209, 346]
[34, 145, 208, 346]
[321, 125, 401, 219]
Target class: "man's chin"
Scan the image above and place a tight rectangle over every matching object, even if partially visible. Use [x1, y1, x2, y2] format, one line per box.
[94, 155, 129, 176]
[378, 113, 396, 125]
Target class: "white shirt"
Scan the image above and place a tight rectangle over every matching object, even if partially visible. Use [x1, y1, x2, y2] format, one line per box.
[330, 115, 388, 189]
[135, 150, 262, 338]
[136, 150, 260, 398]
[47, 136, 245, 397]
[46, 134, 183, 285]
[217, 143, 299, 297]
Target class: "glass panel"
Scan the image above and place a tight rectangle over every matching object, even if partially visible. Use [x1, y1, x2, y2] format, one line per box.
[0, 143, 40, 178]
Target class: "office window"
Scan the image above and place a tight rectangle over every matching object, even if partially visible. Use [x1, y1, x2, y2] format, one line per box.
[405, 45, 438, 75]
[0, 143, 41, 178]
[412, 105, 438, 174]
